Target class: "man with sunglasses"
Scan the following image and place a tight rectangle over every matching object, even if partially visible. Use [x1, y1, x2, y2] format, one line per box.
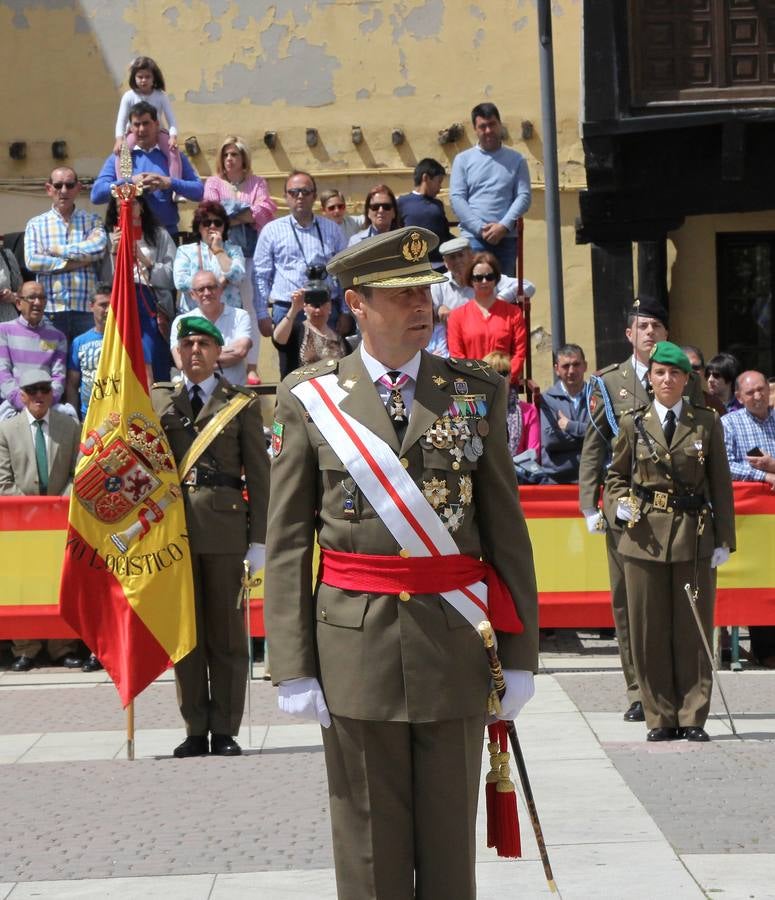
[253, 171, 348, 377]
[23, 167, 107, 342]
[0, 369, 83, 671]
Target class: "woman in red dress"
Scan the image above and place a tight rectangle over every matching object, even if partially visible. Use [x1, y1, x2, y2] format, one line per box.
[446, 252, 527, 385]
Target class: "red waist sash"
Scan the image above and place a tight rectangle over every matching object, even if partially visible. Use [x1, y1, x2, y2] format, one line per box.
[320, 548, 524, 634]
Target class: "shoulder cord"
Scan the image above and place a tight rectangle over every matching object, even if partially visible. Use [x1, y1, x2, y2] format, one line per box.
[586, 373, 619, 439]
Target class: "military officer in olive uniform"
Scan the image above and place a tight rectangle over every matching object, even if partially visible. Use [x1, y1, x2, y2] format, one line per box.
[578, 299, 706, 723]
[264, 227, 538, 900]
[604, 342, 735, 742]
[152, 317, 269, 758]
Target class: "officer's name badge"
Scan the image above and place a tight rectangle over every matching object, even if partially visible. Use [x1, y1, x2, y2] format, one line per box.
[271, 420, 284, 457]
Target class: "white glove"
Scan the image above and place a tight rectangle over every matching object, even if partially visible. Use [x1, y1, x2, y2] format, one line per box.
[583, 509, 606, 534]
[711, 547, 730, 568]
[277, 676, 331, 728]
[616, 497, 641, 524]
[245, 542, 265, 577]
[497, 670, 535, 720]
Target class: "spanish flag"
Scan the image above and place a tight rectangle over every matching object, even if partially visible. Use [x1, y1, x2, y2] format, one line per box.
[58, 185, 195, 705]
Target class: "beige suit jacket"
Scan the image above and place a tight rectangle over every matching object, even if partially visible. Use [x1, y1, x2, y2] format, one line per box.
[264, 350, 539, 723]
[0, 409, 80, 496]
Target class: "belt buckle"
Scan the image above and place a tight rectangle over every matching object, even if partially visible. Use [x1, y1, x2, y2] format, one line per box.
[652, 490, 669, 510]
[183, 466, 197, 486]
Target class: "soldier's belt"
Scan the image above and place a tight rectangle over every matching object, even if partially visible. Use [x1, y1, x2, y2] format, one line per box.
[182, 469, 242, 490]
[319, 548, 522, 633]
[633, 485, 706, 512]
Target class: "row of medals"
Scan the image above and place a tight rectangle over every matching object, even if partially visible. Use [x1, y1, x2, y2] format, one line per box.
[421, 395, 489, 468]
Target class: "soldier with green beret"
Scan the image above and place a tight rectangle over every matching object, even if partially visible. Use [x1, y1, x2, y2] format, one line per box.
[264, 225, 539, 898]
[603, 341, 735, 742]
[151, 310, 269, 758]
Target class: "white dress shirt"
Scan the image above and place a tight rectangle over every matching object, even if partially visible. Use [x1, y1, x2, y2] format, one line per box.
[25, 409, 51, 459]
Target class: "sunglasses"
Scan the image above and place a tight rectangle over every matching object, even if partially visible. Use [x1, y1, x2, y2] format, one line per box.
[326, 203, 346, 212]
[50, 181, 77, 190]
[23, 383, 52, 395]
[200, 218, 224, 228]
[369, 202, 394, 212]
[287, 187, 314, 197]
[472, 272, 497, 282]
[691, 364, 703, 372]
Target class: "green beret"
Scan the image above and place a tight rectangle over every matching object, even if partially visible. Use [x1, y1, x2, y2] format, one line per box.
[177, 316, 224, 346]
[326, 226, 448, 290]
[649, 341, 691, 373]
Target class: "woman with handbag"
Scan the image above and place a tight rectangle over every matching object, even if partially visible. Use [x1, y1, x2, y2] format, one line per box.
[103, 194, 176, 381]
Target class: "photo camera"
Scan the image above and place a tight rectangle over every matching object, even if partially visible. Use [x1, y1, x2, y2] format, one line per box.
[303, 264, 331, 307]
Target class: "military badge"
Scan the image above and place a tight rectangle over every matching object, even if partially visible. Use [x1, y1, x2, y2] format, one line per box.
[271, 420, 284, 457]
[439, 504, 464, 533]
[454, 379, 468, 395]
[401, 230, 428, 263]
[589, 395, 598, 414]
[458, 474, 473, 506]
[423, 477, 449, 509]
[694, 439, 705, 465]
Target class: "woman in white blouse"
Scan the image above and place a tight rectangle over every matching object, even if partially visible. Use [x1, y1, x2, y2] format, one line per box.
[173, 200, 246, 313]
[102, 194, 176, 380]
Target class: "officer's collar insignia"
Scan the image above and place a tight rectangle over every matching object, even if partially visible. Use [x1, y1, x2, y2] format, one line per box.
[342, 377, 358, 390]
[432, 375, 447, 388]
[401, 231, 428, 263]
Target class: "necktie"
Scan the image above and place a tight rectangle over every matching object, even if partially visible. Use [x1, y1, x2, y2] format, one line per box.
[34, 420, 48, 495]
[190, 384, 203, 418]
[663, 409, 676, 446]
[378, 370, 409, 442]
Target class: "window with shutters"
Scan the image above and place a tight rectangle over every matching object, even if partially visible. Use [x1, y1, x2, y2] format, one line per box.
[629, 0, 775, 104]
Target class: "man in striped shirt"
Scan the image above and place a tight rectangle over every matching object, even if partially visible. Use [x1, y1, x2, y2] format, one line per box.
[0, 282, 68, 420]
[24, 167, 107, 342]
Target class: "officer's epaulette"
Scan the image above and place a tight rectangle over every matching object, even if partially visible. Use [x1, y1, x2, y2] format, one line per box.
[225, 383, 257, 400]
[444, 357, 501, 384]
[288, 358, 341, 384]
[151, 380, 177, 390]
[595, 362, 620, 376]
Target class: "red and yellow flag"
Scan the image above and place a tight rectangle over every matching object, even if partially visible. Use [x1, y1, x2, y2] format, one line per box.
[58, 187, 195, 705]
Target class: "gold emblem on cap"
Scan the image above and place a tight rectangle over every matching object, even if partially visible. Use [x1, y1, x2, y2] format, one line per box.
[401, 231, 428, 263]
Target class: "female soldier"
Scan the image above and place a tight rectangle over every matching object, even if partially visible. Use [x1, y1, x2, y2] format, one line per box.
[604, 341, 735, 742]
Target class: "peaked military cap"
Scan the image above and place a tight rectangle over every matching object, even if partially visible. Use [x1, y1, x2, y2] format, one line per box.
[326, 226, 448, 290]
[177, 316, 224, 346]
[631, 295, 668, 327]
[649, 341, 691, 373]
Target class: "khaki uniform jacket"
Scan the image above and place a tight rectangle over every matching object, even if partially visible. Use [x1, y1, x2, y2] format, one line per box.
[0, 409, 80, 496]
[578, 359, 706, 514]
[603, 401, 736, 562]
[151, 377, 269, 556]
[264, 350, 539, 723]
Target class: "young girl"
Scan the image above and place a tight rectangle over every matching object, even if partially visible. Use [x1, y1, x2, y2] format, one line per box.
[113, 56, 181, 179]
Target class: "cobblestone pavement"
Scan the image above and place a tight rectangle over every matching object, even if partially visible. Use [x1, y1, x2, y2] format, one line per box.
[1, 638, 774, 898]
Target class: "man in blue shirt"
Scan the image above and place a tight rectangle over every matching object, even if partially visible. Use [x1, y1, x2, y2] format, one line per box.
[450, 102, 531, 276]
[66, 283, 111, 419]
[91, 101, 203, 236]
[537, 343, 589, 483]
[397, 158, 452, 268]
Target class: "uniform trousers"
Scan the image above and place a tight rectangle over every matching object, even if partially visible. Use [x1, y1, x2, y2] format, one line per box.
[12, 639, 79, 661]
[623, 557, 714, 730]
[322, 713, 485, 900]
[606, 529, 640, 704]
[174, 551, 248, 736]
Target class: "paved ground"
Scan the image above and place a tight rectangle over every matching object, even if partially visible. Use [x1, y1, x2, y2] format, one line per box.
[0, 630, 773, 898]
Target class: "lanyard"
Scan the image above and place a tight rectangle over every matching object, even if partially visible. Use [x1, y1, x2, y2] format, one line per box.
[289, 216, 325, 266]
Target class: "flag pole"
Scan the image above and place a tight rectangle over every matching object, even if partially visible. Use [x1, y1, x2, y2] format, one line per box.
[127, 700, 135, 760]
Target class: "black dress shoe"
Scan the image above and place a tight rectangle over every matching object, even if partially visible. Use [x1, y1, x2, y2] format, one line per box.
[82, 654, 103, 672]
[646, 727, 678, 742]
[623, 701, 645, 722]
[173, 735, 209, 758]
[210, 733, 242, 756]
[11, 655, 35, 672]
[678, 726, 710, 742]
[58, 655, 85, 669]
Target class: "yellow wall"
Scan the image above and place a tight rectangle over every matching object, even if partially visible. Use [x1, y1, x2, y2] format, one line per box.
[668, 210, 775, 359]
[0, 0, 590, 387]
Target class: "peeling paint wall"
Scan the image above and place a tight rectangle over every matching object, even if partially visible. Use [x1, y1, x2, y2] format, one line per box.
[0, 0, 591, 382]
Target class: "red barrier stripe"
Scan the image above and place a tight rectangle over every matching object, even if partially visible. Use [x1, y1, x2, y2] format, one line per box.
[0, 496, 70, 530]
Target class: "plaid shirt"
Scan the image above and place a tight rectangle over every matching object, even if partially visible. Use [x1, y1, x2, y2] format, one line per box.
[24, 207, 107, 314]
[722, 406, 775, 481]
